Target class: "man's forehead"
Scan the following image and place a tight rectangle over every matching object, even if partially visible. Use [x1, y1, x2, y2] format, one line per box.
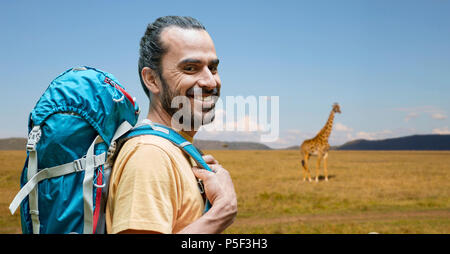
[160, 26, 217, 59]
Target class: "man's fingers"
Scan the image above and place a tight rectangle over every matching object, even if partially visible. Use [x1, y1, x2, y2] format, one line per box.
[193, 164, 221, 178]
[202, 154, 218, 165]
[192, 166, 214, 180]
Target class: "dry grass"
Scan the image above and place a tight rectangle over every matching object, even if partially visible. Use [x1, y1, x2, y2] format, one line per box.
[0, 150, 26, 234]
[205, 150, 450, 234]
[1, 150, 449, 234]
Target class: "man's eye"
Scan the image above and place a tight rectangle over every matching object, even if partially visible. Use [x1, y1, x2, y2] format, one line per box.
[209, 65, 218, 73]
[184, 66, 196, 72]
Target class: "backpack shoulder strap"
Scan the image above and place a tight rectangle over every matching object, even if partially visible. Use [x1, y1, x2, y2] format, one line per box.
[123, 121, 213, 172]
[120, 120, 213, 212]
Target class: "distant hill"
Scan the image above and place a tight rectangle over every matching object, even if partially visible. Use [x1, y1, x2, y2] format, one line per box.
[194, 140, 272, 150]
[337, 134, 450, 150]
[2, 134, 450, 151]
[280, 145, 339, 151]
[280, 145, 300, 150]
[0, 138, 26, 150]
[0, 138, 272, 151]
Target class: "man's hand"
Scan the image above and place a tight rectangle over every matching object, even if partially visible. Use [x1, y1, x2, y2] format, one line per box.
[178, 154, 237, 234]
[193, 155, 237, 209]
[118, 154, 237, 235]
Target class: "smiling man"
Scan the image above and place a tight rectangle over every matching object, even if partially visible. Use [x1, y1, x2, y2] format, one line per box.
[105, 16, 237, 234]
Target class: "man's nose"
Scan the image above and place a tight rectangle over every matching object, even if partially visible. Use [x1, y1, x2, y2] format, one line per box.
[197, 67, 217, 90]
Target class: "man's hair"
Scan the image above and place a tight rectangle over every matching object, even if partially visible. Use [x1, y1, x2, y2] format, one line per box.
[138, 16, 206, 99]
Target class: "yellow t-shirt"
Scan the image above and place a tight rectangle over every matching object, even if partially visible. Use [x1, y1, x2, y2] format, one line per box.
[105, 133, 205, 234]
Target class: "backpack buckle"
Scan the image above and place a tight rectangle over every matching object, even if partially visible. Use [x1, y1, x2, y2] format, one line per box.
[107, 141, 117, 158]
[73, 158, 84, 172]
[197, 179, 205, 194]
[26, 126, 41, 151]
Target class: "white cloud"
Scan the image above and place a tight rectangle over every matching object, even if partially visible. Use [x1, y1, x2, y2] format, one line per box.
[201, 114, 265, 133]
[197, 111, 278, 146]
[286, 129, 302, 135]
[432, 127, 450, 135]
[334, 122, 353, 132]
[355, 131, 376, 140]
[235, 115, 263, 132]
[196, 126, 312, 149]
[405, 112, 419, 122]
[197, 126, 428, 149]
[431, 113, 447, 120]
[394, 106, 447, 122]
[354, 129, 394, 140]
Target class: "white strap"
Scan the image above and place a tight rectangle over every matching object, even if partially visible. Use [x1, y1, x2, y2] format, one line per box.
[179, 141, 191, 148]
[111, 121, 133, 143]
[139, 118, 152, 126]
[93, 153, 106, 168]
[8, 152, 106, 215]
[9, 121, 132, 233]
[135, 119, 170, 134]
[152, 125, 170, 134]
[27, 125, 41, 234]
[82, 135, 102, 234]
[28, 149, 39, 234]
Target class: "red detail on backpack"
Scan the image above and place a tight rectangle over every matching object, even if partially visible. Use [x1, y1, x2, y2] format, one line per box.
[92, 166, 103, 233]
[104, 77, 135, 107]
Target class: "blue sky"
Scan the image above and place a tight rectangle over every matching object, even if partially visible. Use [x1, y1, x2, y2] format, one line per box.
[1, 0, 449, 148]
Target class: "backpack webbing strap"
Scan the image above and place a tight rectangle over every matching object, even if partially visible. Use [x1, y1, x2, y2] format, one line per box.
[82, 135, 102, 234]
[8, 150, 106, 215]
[27, 126, 41, 234]
[92, 120, 134, 234]
[111, 121, 134, 144]
[9, 120, 133, 234]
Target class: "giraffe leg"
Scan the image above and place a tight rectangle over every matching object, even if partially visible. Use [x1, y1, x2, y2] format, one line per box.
[302, 154, 312, 182]
[306, 155, 312, 182]
[301, 154, 311, 182]
[300, 153, 305, 181]
[315, 155, 322, 182]
[301, 159, 306, 182]
[323, 152, 329, 182]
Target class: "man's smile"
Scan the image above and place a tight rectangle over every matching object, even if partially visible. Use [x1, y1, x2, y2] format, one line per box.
[186, 86, 219, 111]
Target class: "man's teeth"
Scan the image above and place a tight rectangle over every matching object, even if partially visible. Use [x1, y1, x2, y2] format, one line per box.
[192, 95, 214, 102]
[203, 96, 213, 102]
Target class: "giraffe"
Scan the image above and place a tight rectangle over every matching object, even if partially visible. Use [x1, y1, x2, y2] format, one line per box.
[300, 103, 341, 182]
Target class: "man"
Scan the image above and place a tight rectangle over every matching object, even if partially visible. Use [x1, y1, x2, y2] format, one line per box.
[105, 16, 237, 234]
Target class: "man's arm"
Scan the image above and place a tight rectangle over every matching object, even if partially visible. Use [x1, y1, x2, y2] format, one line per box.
[119, 155, 237, 234]
[177, 155, 237, 234]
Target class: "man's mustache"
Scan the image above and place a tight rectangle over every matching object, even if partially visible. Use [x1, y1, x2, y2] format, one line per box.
[186, 86, 219, 97]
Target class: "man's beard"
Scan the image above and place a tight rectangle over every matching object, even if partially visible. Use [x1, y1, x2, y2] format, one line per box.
[159, 75, 179, 118]
[158, 74, 219, 131]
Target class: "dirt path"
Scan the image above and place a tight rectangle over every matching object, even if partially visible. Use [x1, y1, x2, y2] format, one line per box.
[234, 209, 450, 226]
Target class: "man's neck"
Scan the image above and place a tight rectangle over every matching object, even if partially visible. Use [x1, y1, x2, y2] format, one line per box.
[147, 105, 197, 138]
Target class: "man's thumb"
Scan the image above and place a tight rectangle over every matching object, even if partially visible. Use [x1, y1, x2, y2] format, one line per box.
[192, 166, 213, 180]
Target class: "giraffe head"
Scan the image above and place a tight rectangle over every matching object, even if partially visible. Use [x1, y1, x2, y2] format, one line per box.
[332, 103, 341, 114]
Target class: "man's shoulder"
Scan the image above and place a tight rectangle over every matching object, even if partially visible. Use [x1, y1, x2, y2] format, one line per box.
[119, 134, 182, 158]
[113, 134, 194, 173]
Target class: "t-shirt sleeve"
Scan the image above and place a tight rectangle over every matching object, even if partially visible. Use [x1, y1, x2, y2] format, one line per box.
[109, 143, 180, 234]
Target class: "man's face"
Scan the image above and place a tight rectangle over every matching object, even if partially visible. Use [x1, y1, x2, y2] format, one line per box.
[157, 26, 221, 129]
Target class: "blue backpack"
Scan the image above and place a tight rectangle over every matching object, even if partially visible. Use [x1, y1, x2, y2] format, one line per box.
[9, 66, 212, 234]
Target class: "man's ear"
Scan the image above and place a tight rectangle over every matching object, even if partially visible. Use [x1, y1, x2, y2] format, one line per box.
[141, 67, 161, 95]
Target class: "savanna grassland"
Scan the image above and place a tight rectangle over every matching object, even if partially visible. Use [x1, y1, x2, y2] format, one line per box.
[214, 150, 450, 234]
[1, 150, 449, 234]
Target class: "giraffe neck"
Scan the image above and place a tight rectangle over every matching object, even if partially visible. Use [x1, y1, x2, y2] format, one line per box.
[317, 111, 335, 141]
